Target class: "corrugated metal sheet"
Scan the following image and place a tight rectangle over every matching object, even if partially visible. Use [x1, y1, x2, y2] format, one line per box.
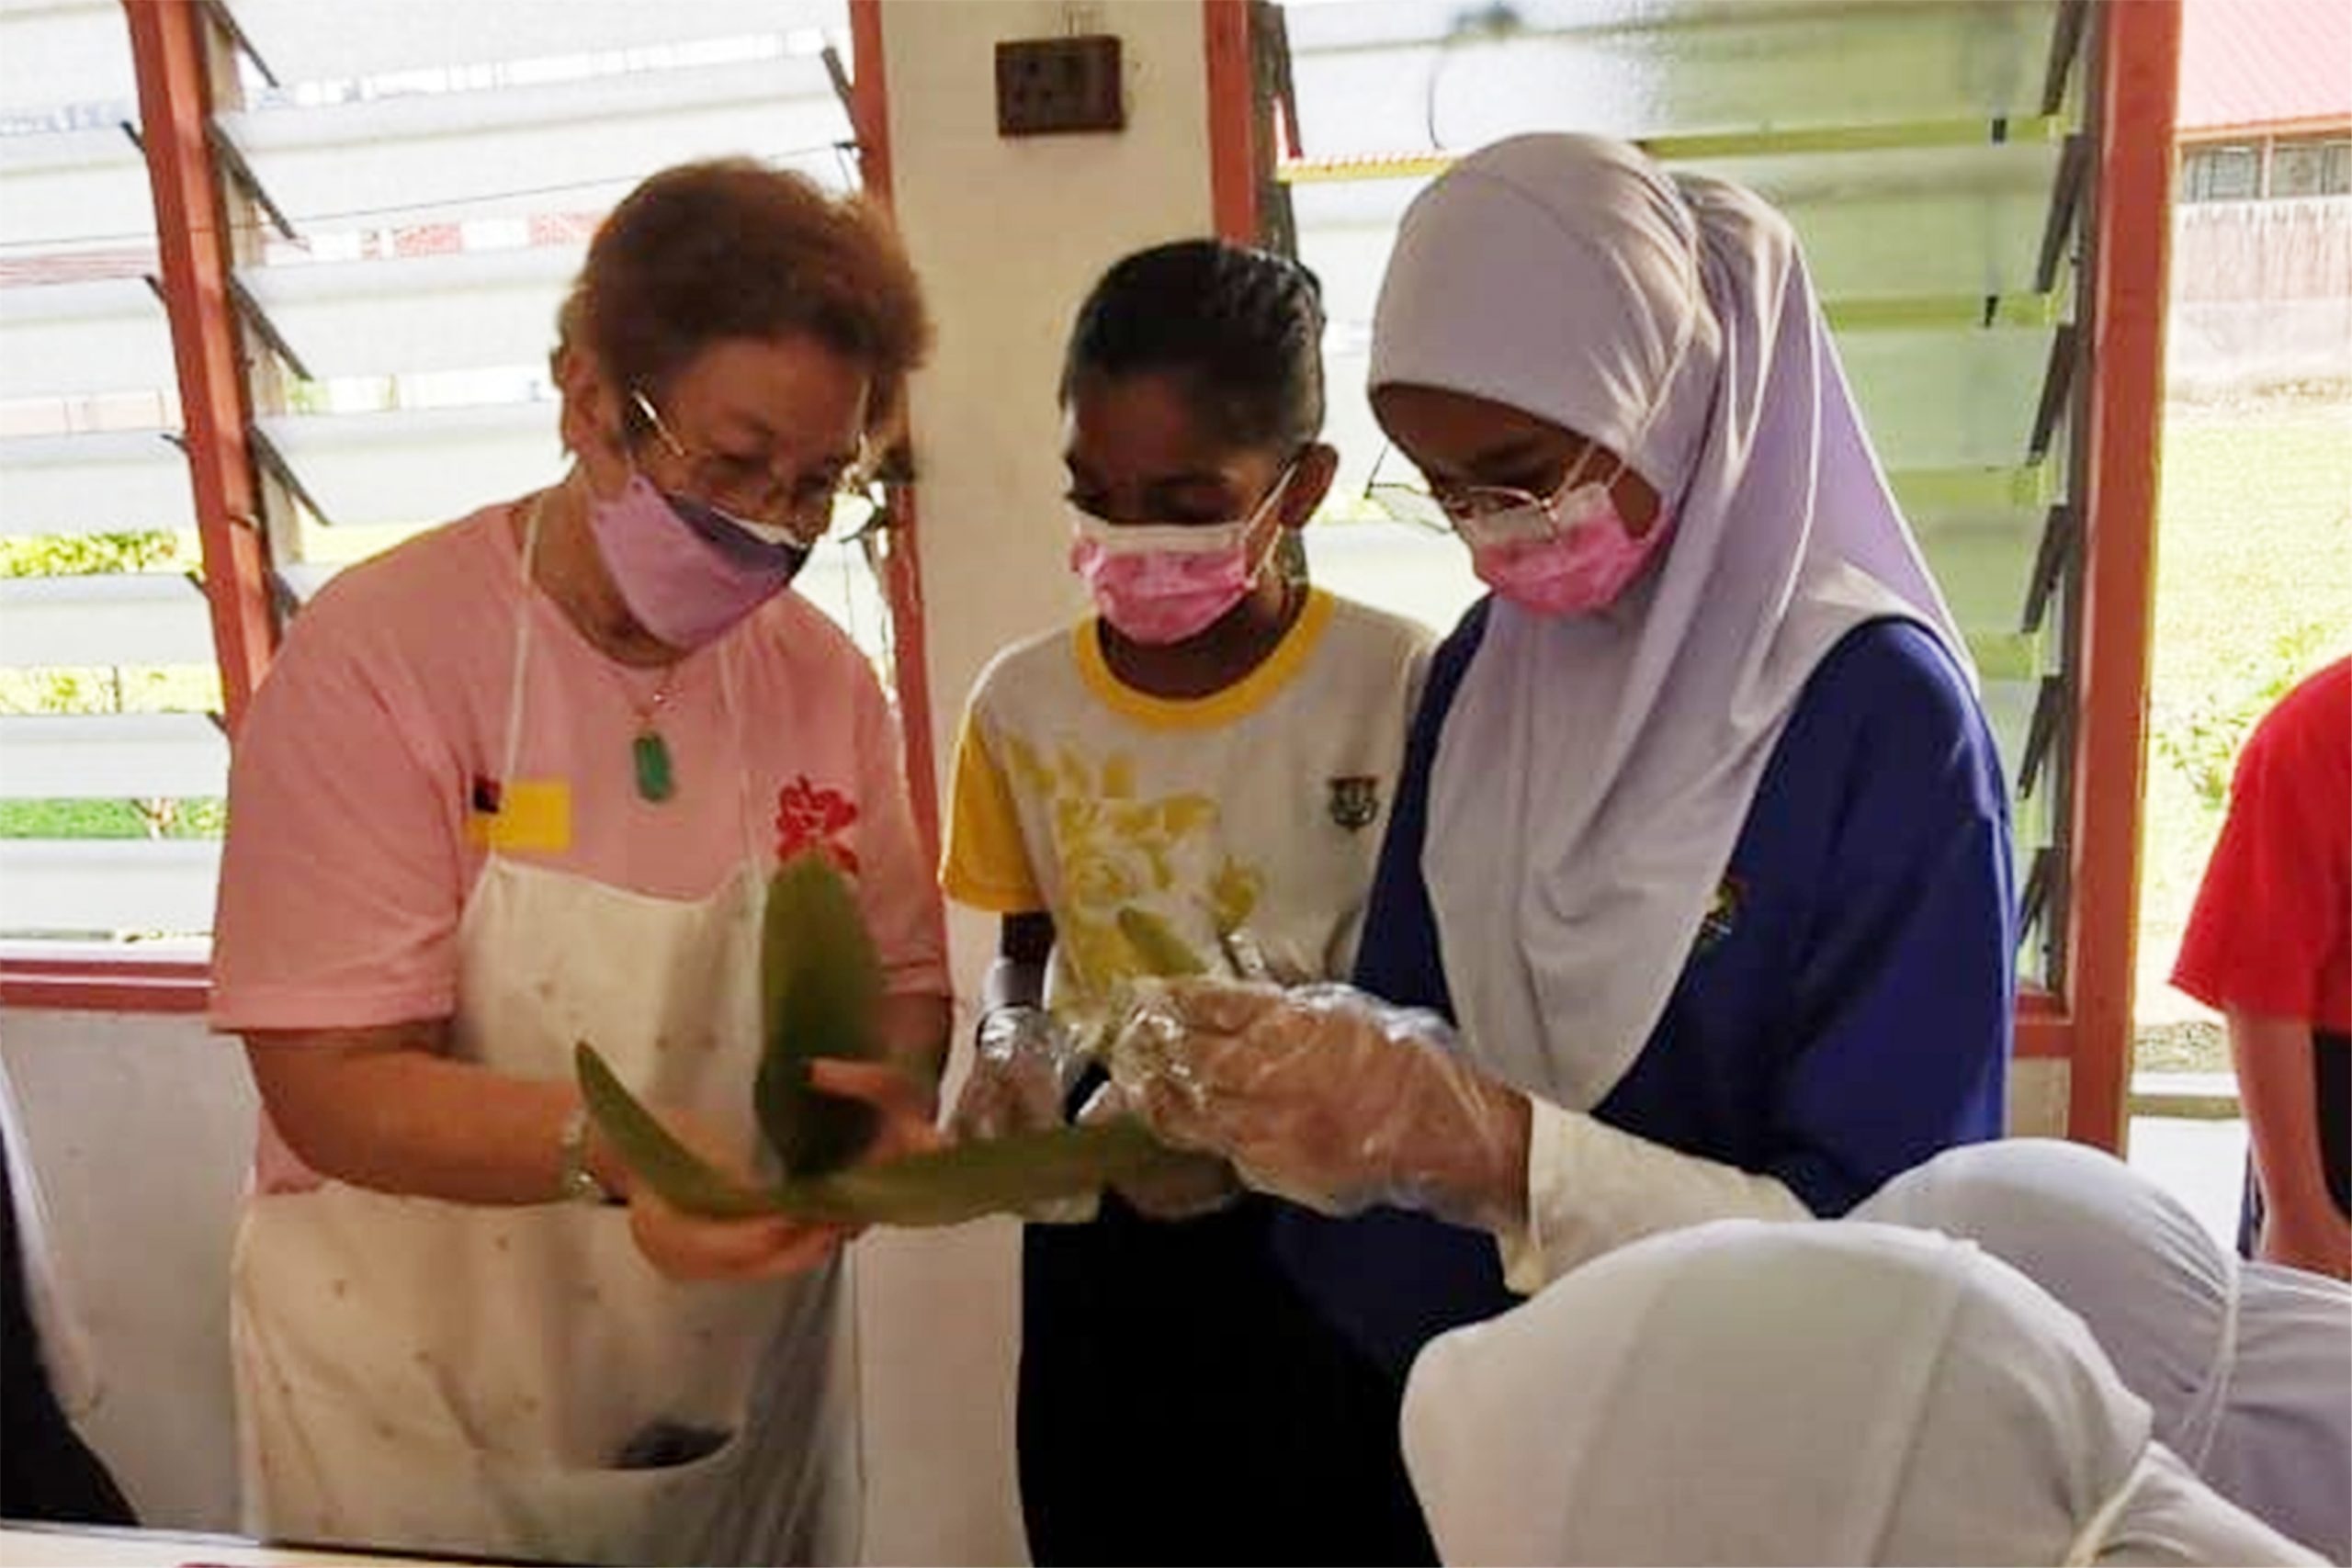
[2178, 0, 2352, 134]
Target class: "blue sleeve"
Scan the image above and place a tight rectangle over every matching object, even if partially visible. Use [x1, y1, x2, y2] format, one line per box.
[1283, 615, 2016, 1375]
[1757, 621, 2015, 1212]
[1273, 602, 1517, 1381]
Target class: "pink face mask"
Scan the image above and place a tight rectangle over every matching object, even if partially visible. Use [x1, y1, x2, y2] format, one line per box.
[588, 473, 809, 650]
[1461, 477, 1671, 618]
[1068, 472, 1290, 646]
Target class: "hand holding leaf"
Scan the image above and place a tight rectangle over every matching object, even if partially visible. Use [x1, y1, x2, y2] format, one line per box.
[580, 852, 1210, 1229]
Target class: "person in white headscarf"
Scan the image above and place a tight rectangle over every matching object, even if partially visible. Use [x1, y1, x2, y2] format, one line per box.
[1104, 133, 2014, 1363]
[1398, 1219, 2326, 1567]
[1855, 1138, 2352, 1562]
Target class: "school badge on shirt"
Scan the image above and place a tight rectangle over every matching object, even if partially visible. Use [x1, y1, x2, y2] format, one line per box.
[1693, 876, 1744, 955]
[1327, 774, 1381, 831]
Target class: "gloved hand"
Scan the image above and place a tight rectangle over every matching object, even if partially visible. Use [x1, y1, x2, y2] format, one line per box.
[947, 1004, 1097, 1223]
[948, 1005, 1087, 1140]
[1105, 979, 1531, 1233]
[1075, 1080, 1245, 1221]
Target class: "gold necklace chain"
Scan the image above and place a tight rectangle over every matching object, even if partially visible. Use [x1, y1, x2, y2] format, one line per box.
[608, 623, 685, 806]
[520, 489, 686, 804]
[616, 660, 686, 726]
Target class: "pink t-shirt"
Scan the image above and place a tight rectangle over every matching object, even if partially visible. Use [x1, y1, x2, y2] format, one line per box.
[212, 500, 948, 1039]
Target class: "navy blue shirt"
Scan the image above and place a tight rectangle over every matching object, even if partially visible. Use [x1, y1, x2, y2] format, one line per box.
[1278, 602, 2017, 1372]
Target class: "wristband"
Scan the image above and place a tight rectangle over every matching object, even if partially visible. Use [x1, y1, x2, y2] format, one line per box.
[558, 1105, 621, 1206]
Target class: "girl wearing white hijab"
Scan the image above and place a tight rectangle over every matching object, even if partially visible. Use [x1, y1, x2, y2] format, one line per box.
[1107, 133, 2013, 1359]
[1856, 1138, 2352, 1562]
[1399, 1220, 2326, 1567]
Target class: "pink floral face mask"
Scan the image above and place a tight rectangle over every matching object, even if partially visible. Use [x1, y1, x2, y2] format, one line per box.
[1068, 468, 1293, 645]
[1457, 475, 1673, 617]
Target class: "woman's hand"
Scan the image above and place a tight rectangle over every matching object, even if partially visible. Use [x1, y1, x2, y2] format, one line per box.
[629, 1201, 854, 1282]
[625, 1065, 943, 1279]
[808, 1057, 946, 1167]
[1107, 978, 1532, 1233]
[623, 1106, 853, 1281]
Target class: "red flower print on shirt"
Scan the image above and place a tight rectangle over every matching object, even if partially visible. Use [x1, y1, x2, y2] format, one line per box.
[775, 775, 860, 874]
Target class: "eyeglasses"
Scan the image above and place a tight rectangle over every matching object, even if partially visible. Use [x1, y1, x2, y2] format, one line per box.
[1362, 445, 1602, 543]
[630, 390, 879, 547]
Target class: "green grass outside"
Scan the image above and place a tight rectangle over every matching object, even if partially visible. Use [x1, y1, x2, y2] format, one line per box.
[0, 797, 226, 840]
[2136, 392, 2352, 1072]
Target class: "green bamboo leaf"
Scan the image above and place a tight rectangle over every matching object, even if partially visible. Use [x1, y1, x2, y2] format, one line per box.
[774, 1120, 1196, 1228]
[756, 851, 886, 1178]
[574, 1042, 782, 1219]
[583, 1037, 1197, 1228]
[1115, 906, 1209, 977]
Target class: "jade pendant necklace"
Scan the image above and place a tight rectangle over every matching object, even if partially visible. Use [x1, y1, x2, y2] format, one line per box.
[623, 665, 684, 803]
[525, 490, 687, 806]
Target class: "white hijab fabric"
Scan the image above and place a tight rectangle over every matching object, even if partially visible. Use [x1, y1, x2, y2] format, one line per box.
[1400, 1220, 2326, 1566]
[1372, 135, 1968, 1107]
[1858, 1139, 2352, 1562]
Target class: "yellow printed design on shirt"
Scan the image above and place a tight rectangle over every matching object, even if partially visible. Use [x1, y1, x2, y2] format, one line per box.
[999, 735, 1260, 1012]
[465, 779, 572, 853]
[942, 714, 1048, 914]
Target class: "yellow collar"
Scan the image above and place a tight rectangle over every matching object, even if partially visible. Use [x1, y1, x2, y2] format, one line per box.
[1072, 587, 1337, 730]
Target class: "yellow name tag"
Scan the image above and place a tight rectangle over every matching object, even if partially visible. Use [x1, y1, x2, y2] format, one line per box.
[467, 779, 572, 853]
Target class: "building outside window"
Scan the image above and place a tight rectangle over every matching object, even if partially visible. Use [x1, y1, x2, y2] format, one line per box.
[2180, 141, 2260, 201]
[2267, 134, 2352, 197]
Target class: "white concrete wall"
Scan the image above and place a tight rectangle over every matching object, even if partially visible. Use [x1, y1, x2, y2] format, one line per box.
[0, 1007, 255, 1533]
[2168, 197, 2352, 396]
[857, 4, 1218, 1562]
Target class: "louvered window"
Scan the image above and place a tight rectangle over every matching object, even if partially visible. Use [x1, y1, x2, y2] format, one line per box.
[1266, 0, 2100, 993]
[1, 0, 219, 954]
[1, 0, 887, 953]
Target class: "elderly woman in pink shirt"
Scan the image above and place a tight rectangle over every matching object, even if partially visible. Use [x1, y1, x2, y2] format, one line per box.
[208, 161, 948, 1567]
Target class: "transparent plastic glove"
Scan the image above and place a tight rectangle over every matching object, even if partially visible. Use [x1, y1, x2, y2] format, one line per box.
[949, 1006, 1087, 1140]
[947, 1005, 1096, 1224]
[1105, 978, 1529, 1232]
[1075, 1080, 1245, 1221]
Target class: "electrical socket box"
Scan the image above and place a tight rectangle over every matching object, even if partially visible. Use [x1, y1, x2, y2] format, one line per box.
[995, 35, 1125, 137]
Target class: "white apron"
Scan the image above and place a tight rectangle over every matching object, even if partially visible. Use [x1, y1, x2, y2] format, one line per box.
[229, 510, 857, 1565]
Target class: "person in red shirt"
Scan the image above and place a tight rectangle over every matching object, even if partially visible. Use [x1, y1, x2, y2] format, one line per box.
[2174, 655, 2350, 1279]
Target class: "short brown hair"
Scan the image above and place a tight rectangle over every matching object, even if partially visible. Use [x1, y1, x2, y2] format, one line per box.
[564, 159, 931, 441]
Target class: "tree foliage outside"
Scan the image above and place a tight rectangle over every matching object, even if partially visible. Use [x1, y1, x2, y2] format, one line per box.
[0, 526, 227, 842]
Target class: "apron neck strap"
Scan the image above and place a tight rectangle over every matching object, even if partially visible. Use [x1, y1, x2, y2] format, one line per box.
[508, 488, 770, 876]
[503, 496, 545, 790]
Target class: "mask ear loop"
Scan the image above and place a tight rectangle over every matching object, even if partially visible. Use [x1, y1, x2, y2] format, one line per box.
[1243, 458, 1304, 590]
